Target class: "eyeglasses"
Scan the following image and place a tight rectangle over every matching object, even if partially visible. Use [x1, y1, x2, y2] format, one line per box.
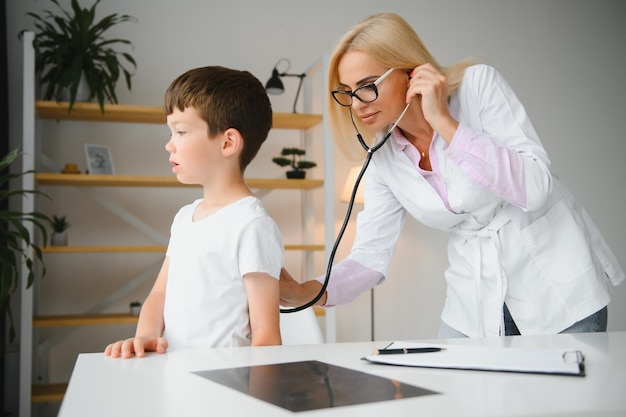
[331, 68, 395, 107]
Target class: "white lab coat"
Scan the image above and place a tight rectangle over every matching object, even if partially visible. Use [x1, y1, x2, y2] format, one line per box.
[348, 64, 624, 337]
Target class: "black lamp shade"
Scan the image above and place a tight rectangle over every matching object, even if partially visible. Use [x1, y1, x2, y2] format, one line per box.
[265, 68, 284, 95]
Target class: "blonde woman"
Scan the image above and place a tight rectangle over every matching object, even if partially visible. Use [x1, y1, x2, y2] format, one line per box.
[280, 13, 623, 338]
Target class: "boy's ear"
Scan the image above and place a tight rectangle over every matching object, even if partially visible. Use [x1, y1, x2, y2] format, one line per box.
[221, 128, 243, 157]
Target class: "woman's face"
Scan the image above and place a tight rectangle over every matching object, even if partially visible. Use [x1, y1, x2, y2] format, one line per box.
[336, 50, 408, 133]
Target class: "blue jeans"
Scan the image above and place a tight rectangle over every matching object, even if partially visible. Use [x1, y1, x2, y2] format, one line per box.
[438, 305, 608, 338]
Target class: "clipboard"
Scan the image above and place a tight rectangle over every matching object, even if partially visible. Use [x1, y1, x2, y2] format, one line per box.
[363, 342, 585, 376]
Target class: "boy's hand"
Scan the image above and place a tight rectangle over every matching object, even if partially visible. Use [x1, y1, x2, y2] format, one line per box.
[104, 336, 168, 359]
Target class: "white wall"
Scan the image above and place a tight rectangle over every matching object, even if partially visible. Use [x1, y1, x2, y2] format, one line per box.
[6, 0, 626, 386]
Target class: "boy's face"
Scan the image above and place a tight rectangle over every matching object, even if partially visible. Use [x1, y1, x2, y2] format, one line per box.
[165, 106, 222, 185]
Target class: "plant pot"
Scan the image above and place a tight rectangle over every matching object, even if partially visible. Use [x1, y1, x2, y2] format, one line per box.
[60, 73, 90, 103]
[286, 170, 306, 179]
[51, 232, 68, 246]
[129, 301, 141, 316]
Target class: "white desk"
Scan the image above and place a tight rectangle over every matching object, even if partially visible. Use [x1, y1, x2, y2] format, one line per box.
[58, 332, 626, 417]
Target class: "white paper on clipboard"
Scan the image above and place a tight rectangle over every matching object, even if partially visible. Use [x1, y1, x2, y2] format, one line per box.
[363, 342, 585, 376]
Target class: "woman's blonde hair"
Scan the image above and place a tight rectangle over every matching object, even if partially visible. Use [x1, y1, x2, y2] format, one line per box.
[327, 13, 477, 160]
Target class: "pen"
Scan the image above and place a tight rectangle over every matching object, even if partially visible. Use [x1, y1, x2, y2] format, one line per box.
[375, 347, 444, 355]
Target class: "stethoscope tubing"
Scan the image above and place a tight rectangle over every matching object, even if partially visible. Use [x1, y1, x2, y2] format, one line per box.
[280, 102, 411, 314]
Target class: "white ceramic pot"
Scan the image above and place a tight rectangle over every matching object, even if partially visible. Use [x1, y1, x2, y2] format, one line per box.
[61, 73, 90, 102]
[51, 232, 68, 246]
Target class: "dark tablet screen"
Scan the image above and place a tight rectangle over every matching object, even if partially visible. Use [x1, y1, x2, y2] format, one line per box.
[194, 360, 438, 412]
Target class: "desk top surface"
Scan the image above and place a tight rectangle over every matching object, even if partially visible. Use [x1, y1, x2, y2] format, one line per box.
[59, 331, 626, 417]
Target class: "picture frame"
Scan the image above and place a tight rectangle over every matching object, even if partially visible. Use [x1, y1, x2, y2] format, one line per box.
[84, 144, 115, 175]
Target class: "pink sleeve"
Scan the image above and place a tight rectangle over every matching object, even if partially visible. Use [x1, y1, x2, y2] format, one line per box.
[445, 124, 528, 208]
[314, 258, 384, 307]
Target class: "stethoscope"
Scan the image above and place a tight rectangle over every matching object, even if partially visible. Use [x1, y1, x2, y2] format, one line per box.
[281, 102, 411, 313]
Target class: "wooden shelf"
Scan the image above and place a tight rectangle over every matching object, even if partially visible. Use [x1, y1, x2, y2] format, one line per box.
[42, 245, 166, 253]
[35, 172, 323, 189]
[35, 100, 322, 129]
[284, 244, 324, 251]
[42, 244, 324, 253]
[272, 112, 322, 130]
[33, 313, 139, 328]
[313, 306, 325, 317]
[33, 309, 324, 328]
[32, 383, 67, 403]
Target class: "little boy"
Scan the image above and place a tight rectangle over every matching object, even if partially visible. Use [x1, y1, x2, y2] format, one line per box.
[105, 66, 284, 358]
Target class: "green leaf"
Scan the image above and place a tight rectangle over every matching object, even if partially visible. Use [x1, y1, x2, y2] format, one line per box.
[27, 0, 137, 113]
[0, 149, 51, 342]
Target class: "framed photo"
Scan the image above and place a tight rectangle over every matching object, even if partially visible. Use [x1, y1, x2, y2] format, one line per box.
[84, 144, 115, 175]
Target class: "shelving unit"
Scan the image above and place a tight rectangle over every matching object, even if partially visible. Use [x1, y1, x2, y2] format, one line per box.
[33, 313, 139, 328]
[20, 32, 334, 415]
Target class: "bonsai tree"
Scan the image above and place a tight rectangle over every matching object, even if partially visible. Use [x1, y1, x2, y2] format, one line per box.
[26, 0, 137, 112]
[272, 147, 317, 179]
[0, 149, 51, 344]
[50, 215, 71, 234]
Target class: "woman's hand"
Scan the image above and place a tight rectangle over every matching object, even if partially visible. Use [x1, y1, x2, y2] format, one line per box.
[279, 268, 326, 307]
[407, 63, 458, 142]
[279, 268, 303, 307]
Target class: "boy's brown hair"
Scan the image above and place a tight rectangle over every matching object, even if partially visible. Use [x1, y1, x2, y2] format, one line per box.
[163, 66, 272, 171]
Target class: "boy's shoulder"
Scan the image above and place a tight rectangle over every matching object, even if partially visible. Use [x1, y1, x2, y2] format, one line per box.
[226, 196, 268, 218]
[177, 198, 203, 213]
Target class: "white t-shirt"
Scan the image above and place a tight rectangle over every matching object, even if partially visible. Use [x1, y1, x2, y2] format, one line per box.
[163, 196, 283, 349]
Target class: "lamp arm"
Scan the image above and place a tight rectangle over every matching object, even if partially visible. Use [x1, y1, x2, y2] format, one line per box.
[279, 72, 306, 113]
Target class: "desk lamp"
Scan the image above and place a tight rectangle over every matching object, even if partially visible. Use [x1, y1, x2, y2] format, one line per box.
[265, 58, 306, 113]
[341, 166, 365, 205]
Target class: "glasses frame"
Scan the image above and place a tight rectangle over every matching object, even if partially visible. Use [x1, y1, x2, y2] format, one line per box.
[331, 68, 395, 107]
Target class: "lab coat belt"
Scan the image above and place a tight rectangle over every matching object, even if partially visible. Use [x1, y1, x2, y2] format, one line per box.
[455, 213, 511, 337]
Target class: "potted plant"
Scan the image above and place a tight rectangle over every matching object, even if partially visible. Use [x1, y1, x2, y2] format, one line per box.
[26, 0, 137, 112]
[272, 147, 317, 179]
[129, 301, 141, 316]
[0, 149, 51, 345]
[49, 215, 71, 246]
